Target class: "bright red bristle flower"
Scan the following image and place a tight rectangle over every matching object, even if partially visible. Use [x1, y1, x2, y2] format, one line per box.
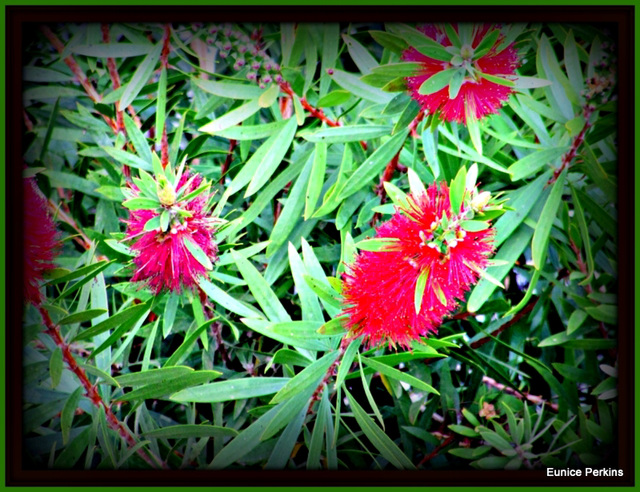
[341, 182, 495, 349]
[403, 24, 520, 124]
[125, 172, 219, 294]
[24, 177, 60, 306]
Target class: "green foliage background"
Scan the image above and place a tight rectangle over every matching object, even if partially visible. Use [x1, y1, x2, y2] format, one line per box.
[18, 20, 622, 474]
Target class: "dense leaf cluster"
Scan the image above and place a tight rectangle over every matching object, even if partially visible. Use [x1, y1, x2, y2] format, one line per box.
[20, 21, 620, 474]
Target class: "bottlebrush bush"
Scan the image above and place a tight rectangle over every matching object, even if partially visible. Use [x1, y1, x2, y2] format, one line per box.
[20, 21, 621, 474]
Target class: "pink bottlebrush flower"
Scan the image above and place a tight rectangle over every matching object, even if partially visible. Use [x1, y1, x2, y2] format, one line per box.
[24, 177, 60, 306]
[403, 24, 520, 124]
[125, 172, 219, 294]
[341, 182, 495, 349]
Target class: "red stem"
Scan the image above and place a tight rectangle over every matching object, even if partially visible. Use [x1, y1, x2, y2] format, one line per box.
[307, 337, 351, 415]
[37, 305, 165, 468]
[549, 104, 595, 184]
[160, 24, 172, 68]
[220, 139, 237, 185]
[278, 81, 367, 150]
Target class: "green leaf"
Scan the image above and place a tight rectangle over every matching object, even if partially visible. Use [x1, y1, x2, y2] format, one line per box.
[115, 370, 221, 402]
[122, 197, 160, 210]
[344, 388, 417, 469]
[304, 142, 327, 220]
[449, 165, 467, 215]
[214, 119, 288, 140]
[266, 151, 314, 256]
[123, 113, 152, 165]
[467, 225, 534, 312]
[508, 146, 570, 181]
[287, 243, 324, 323]
[241, 318, 335, 352]
[115, 366, 194, 387]
[329, 68, 394, 103]
[355, 238, 400, 252]
[231, 251, 291, 323]
[448, 69, 466, 99]
[567, 309, 588, 335]
[318, 317, 347, 336]
[162, 292, 180, 338]
[183, 236, 214, 270]
[73, 303, 149, 342]
[171, 377, 289, 403]
[164, 319, 216, 367]
[512, 76, 553, 89]
[70, 43, 152, 58]
[418, 68, 460, 95]
[317, 90, 351, 107]
[369, 30, 408, 53]
[361, 356, 439, 395]
[41, 170, 101, 197]
[208, 403, 281, 469]
[54, 427, 92, 469]
[387, 24, 450, 62]
[300, 125, 392, 143]
[338, 129, 408, 201]
[460, 220, 490, 232]
[144, 424, 238, 440]
[465, 108, 483, 155]
[414, 266, 429, 314]
[231, 117, 298, 197]
[49, 347, 63, 388]
[198, 278, 263, 319]
[60, 387, 83, 445]
[478, 72, 515, 87]
[532, 169, 566, 269]
[371, 62, 423, 78]
[584, 304, 617, 325]
[143, 215, 161, 232]
[343, 34, 378, 74]
[193, 78, 266, 99]
[448, 424, 480, 438]
[479, 429, 514, 454]
[119, 40, 163, 109]
[258, 83, 280, 108]
[58, 309, 108, 325]
[271, 351, 340, 404]
[199, 99, 262, 135]
[473, 28, 501, 58]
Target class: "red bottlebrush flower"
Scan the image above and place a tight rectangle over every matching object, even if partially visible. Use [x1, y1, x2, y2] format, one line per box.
[125, 172, 219, 294]
[24, 177, 60, 306]
[403, 24, 520, 124]
[341, 182, 495, 349]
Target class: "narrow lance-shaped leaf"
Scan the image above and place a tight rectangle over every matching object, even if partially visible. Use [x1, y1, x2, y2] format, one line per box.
[532, 169, 566, 269]
[414, 266, 430, 314]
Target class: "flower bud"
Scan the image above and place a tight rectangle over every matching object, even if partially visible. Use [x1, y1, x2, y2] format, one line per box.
[460, 44, 474, 59]
[156, 175, 176, 207]
[471, 191, 491, 212]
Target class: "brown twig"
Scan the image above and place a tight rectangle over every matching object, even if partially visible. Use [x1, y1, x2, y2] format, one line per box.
[37, 305, 166, 468]
[482, 375, 559, 413]
[418, 434, 455, 466]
